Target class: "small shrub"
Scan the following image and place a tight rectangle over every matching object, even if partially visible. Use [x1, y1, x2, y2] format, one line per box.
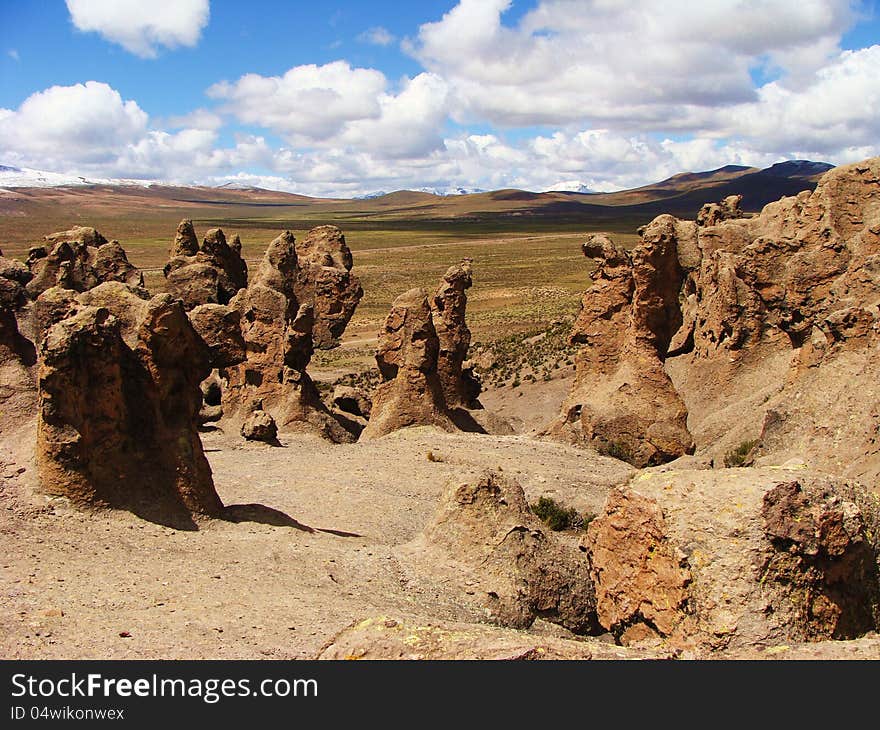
[724, 439, 758, 468]
[598, 440, 632, 463]
[426, 450, 442, 463]
[531, 496, 594, 532]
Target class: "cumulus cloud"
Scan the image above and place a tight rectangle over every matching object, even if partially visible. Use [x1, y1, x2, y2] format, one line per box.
[207, 61, 387, 142]
[410, 0, 857, 128]
[358, 26, 395, 46]
[66, 0, 210, 58]
[0, 81, 265, 182]
[0, 81, 148, 168]
[5, 1, 880, 198]
[209, 62, 449, 158]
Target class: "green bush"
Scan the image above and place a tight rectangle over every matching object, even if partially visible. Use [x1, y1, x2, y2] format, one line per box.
[531, 496, 595, 532]
[724, 439, 758, 468]
[598, 440, 632, 463]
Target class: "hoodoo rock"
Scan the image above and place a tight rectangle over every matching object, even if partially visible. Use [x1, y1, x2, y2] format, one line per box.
[163, 221, 248, 309]
[360, 288, 455, 440]
[292, 225, 363, 349]
[404, 470, 598, 633]
[35, 292, 229, 526]
[582, 470, 880, 651]
[221, 231, 353, 442]
[25, 227, 144, 298]
[546, 232, 694, 466]
[430, 259, 481, 409]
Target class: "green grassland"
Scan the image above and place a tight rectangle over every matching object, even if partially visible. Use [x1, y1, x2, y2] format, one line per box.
[0, 193, 641, 350]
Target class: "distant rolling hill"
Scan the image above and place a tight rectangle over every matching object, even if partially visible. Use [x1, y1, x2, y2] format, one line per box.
[0, 160, 834, 234]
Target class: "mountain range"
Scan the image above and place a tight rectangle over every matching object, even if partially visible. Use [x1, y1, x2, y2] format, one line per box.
[0, 160, 834, 225]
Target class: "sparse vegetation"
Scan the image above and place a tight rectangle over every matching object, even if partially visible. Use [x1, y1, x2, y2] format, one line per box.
[724, 439, 759, 468]
[598, 440, 633, 463]
[531, 496, 595, 532]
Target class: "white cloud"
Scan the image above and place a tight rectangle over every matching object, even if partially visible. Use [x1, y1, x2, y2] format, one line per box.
[0, 82, 148, 167]
[358, 26, 395, 46]
[208, 62, 450, 159]
[65, 0, 210, 58]
[207, 61, 387, 142]
[164, 108, 224, 131]
[411, 0, 857, 129]
[721, 45, 880, 155]
[7, 49, 19, 62]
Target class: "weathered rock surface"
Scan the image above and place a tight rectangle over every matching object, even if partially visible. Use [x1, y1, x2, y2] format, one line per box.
[431, 259, 481, 409]
[189, 303, 246, 369]
[403, 470, 598, 634]
[36, 293, 226, 526]
[546, 232, 694, 466]
[26, 227, 144, 298]
[332, 385, 372, 418]
[292, 225, 363, 349]
[221, 231, 353, 442]
[582, 469, 880, 651]
[662, 157, 880, 479]
[163, 221, 248, 309]
[360, 288, 455, 440]
[0, 249, 37, 432]
[317, 615, 671, 660]
[241, 408, 278, 443]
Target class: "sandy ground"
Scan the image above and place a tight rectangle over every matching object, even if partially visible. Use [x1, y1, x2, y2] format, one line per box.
[0, 422, 632, 660]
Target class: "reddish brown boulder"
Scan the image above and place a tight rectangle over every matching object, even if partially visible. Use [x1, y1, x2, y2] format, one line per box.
[163, 221, 248, 309]
[36, 293, 224, 526]
[430, 259, 481, 409]
[360, 288, 455, 440]
[404, 470, 598, 633]
[696, 194, 745, 227]
[547, 232, 694, 466]
[292, 225, 363, 348]
[582, 470, 880, 651]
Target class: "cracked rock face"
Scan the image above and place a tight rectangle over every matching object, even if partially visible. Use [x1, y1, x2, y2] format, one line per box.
[26, 227, 144, 298]
[582, 471, 880, 651]
[221, 231, 354, 442]
[292, 225, 363, 349]
[406, 470, 598, 634]
[430, 259, 481, 409]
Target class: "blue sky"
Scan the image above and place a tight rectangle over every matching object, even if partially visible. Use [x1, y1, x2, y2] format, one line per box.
[1, 1, 878, 196]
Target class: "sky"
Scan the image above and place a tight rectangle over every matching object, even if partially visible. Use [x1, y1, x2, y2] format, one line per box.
[0, 0, 879, 197]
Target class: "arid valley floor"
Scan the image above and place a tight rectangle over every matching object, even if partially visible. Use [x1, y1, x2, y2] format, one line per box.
[2, 159, 880, 660]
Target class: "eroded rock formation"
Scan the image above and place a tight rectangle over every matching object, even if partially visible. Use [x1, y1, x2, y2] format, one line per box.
[430, 259, 481, 409]
[661, 157, 880, 477]
[360, 288, 455, 441]
[405, 470, 598, 633]
[163, 221, 248, 309]
[582, 470, 880, 650]
[292, 225, 363, 349]
[26, 227, 144, 298]
[221, 231, 353, 442]
[35, 287, 243, 526]
[546, 231, 694, 466]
